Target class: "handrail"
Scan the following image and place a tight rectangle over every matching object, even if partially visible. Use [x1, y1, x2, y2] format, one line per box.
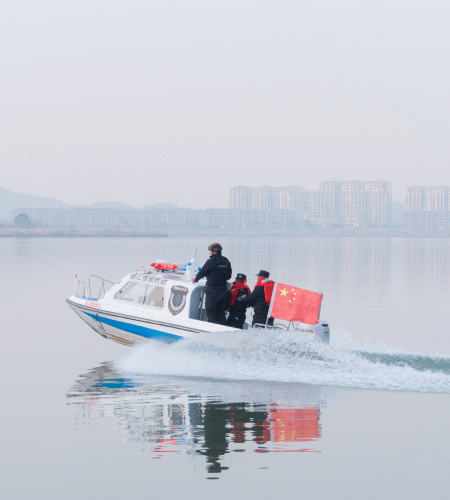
[88, 275, 115, 300]
[77, 280, 87, 299]
[88, 275, 115, 285]
[253, 323, 289, 330]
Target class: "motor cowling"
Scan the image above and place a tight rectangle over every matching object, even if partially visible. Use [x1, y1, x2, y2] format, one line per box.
[314, 320, 330, 344]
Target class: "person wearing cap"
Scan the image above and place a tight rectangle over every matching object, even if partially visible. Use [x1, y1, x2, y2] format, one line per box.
[226, 273, 251, 329]
[194, 243, 232, 325]
[240, 270, 275, 327]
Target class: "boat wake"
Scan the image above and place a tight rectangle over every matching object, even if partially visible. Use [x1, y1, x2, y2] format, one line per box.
[114, 330, 450, 394]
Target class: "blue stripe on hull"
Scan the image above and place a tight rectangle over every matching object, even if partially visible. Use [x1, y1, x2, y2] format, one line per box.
[83, 312, 183, 344]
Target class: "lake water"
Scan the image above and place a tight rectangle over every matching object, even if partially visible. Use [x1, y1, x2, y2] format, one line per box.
[1, 236, 449, 499]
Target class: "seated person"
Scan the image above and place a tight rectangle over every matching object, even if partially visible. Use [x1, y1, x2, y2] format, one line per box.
[226, 273, 251, 329]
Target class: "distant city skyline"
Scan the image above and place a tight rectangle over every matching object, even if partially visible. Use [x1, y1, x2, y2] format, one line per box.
[11, 178, 450, 229]
[0, 179, 438, 219]
[8, 179, 401, 229]
[0, 177, 413, 218]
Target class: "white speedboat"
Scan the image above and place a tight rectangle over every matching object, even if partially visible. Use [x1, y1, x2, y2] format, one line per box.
[66, 255, 330, 346]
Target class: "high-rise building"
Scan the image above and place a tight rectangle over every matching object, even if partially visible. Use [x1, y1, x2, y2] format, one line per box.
[229, 186, 306, 211]
[287, 188, 310, 220]
[230, 180, 392, 227]
[318, 179, 392, 227]
[402, 186, 450, 229]
[404, 186, 450, 212]
[250, 186, 276, 210]
[229, 186, 253, 209]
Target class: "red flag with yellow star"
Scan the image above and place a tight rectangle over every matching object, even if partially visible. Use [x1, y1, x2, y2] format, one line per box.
[270, 283, 323, 324]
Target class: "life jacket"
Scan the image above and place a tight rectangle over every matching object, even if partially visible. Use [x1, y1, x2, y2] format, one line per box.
[229, 280, 251, 307]
[254, 278, 275, 305]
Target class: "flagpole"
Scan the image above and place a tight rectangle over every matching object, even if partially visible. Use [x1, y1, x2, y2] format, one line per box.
[319, 291, 323, 321]
[266, 281, 278, 327]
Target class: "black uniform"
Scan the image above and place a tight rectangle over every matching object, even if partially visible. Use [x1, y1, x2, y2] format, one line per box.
[226, 287, 250, 329]
[242, 285, 274, 326]
[194, 254, 232, 325]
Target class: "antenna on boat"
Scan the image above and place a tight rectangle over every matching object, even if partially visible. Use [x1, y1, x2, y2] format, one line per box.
[185, 248, 200, 279]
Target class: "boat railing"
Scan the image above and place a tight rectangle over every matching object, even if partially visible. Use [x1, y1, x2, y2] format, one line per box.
[252, 323, 290, 330]
[88, 275, 116, 300]
[73, 274, 115, 300]
[74, 275, 87, 299]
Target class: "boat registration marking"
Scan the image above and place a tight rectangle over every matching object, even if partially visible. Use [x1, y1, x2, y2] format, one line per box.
[130, 273, 168, 285]
[85, 300, 101, 309]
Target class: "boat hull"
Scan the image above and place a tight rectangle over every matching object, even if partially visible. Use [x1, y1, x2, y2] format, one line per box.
[66, 297, 227, 346]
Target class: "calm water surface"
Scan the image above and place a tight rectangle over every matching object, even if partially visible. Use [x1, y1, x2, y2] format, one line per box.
[1, 236, 449, 499]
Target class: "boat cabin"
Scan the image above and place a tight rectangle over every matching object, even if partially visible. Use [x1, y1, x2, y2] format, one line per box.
[105, 267, 208, 322]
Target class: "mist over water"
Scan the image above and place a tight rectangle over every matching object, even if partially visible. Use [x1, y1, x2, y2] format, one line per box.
[116, 330, 450, 394]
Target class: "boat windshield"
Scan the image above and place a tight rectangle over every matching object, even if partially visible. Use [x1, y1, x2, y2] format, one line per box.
[114, 281, 164, 308]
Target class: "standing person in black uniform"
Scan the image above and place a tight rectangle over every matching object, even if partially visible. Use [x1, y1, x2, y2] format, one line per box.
[226, 273, 251, 329]
[194, 243, 232, 325]
[240, 270, 275, 327]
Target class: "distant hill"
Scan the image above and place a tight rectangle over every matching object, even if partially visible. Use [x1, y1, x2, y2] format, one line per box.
[84, 201, 182, 209]
[0, 187, 72, 217]
[140, 202, 181, 209]
[87, 201, 134, 209]
[87, 201, 181, 209]
[0, 186, 184, 221]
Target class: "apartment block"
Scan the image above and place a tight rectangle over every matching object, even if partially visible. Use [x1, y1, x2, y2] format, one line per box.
[229, 186, 253, 210]
[229, 186, 306, 210]
[402, 211, 450, 230]
[230, 180, 392, 227]
[402, 186, 450, 229]
[404, 186, 450, 212]
[318, 179, 392, 227]
[9, 207, 293, 229]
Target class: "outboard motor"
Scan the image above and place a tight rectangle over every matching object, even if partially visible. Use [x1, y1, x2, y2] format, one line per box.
[314, 320, 330, 344]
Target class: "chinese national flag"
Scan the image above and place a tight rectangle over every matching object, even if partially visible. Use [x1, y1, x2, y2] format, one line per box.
[270, 283, 323, 324]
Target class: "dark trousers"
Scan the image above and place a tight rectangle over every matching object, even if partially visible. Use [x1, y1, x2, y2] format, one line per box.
[205, 285, 228, 326]
[226, 313, 246, 329]
[252, 313, 274, 327]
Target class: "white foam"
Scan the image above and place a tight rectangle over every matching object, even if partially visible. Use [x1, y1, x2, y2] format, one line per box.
[114, 330, 450, 394]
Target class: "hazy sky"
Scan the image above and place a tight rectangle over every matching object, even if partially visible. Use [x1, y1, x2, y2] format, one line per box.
[1, 1, 450, 208]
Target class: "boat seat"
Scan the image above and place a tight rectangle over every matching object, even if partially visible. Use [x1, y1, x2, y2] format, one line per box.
[144, 287, 165, 308]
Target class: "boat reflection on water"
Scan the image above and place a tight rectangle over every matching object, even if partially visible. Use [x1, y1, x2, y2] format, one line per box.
[67, 364, 326, 474]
